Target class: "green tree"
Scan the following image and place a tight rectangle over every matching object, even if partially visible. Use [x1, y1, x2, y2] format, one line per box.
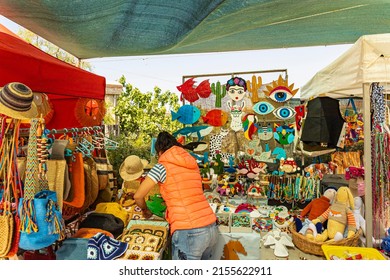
[107, 76, 182, 183]
[115, 75, 182, 145]
[17, 28, 92, 71]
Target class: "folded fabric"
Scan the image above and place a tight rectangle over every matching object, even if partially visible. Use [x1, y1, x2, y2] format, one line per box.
[72, 228, 114, 239]
[121, 232, 164, 252]
[117, 249, 160, 260]
[56, 238, 89, 260]
[87, 233, 128, 260]
[79, 212, 124, 238]
[345, 166, 365, 180]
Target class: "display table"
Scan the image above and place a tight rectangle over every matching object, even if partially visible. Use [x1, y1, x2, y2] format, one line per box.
[212, 230, 325, 260]
[212, 231, 262, 260]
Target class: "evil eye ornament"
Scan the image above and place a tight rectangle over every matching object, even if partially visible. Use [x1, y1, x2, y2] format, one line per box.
[273, 106, 296, 120]
[263, 75, 298, 102]
[253, 101, 274, 115]
[268, 87, 293, 102]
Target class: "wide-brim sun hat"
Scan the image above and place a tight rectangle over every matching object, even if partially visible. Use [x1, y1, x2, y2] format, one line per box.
[0, 82, 38, 119]
[119, 155, 148, 181]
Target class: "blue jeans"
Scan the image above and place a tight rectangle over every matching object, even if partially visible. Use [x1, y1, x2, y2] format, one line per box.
[171, 223, 218, 260]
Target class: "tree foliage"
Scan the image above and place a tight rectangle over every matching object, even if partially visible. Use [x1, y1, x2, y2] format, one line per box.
[115, 75, 182, 146]
[17, 28, 92, 71]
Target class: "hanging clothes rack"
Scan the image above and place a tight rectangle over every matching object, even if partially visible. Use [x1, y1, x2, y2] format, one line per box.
[18, 125, 103, 137]
[44, 125, 103, 135]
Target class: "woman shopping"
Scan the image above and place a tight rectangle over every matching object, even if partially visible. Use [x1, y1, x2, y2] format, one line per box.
[134, 131, 217, 260]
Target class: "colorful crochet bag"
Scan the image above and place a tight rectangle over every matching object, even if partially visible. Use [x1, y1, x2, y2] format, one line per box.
[0, 118, 22, 257]
[18, 118, 64, 250]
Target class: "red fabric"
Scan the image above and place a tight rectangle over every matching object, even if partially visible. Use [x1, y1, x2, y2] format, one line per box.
[48, 98, 81, 129]
[0, 24, 106, 128]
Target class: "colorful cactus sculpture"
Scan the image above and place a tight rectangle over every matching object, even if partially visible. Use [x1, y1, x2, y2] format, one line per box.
[247, 75, 262, 104]
[211, 81, 226, 108]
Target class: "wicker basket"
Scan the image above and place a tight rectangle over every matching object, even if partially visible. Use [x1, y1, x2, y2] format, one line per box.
[289, 222, 362, 257]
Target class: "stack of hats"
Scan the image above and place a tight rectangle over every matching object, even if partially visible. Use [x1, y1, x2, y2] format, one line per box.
[0, 82, 38, 119]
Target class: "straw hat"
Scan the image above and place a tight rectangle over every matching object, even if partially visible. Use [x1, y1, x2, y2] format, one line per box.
[119, 155, 148, 181]
[0, 82, 37, 119]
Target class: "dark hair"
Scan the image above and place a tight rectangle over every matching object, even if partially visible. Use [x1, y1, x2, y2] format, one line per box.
[226, 77, 247, 91]
[155, 131, 183, 154]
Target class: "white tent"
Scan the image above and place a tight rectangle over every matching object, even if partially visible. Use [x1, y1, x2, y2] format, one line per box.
[300, 33, 390, 99]
[300, 33, 390, 248]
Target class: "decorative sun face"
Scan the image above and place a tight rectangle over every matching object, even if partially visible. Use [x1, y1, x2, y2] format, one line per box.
[263, 75, 299, 103]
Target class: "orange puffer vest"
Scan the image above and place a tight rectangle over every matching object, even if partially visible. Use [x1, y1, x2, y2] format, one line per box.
[158, 146, 216, 234]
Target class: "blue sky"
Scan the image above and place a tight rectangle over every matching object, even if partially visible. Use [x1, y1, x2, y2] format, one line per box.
[1, 15, 352, 96]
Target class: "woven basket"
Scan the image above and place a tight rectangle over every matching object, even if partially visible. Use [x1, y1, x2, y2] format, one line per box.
[289, 222, 362, 257]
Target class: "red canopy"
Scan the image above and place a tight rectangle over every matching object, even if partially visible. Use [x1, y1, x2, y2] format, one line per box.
[0, 24, 106, 128]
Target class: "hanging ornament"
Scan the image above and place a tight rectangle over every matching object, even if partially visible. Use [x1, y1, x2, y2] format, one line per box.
[274, 123, 295, 145]
[257, 122, 273, 141]
[253, 101, 275, 115]
[273, 106, 296, 120]
[242, 113, 258, 140]
[75, 98, 106, 126]
[263, 75, 299, 103]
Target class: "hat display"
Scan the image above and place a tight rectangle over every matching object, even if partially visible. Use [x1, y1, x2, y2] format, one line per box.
[79, 212, 124, 238]
[0, 82, 38, 119]
[119, 155, 148, 181]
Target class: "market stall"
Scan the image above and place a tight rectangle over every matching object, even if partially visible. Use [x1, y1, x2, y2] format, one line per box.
[300, 33, 390, 248]
[0, 24, 106, 129]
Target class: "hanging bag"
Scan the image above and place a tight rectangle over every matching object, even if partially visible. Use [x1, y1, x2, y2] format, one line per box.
[6, 122, 24, 258]
[93, 148, 110, 191]
[18, 118, 64, 250]
[0, 118, 20, 257]
[0, 200, 13, 257]
[344, 98, 364, 146]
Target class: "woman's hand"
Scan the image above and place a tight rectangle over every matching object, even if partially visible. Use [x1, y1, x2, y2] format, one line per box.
[142, 208, 153, 219]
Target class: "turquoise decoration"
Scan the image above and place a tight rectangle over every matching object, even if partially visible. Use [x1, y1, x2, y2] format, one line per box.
[190, 151, 209, 164]
[273, 124, 295, 145]
[171, 104, 201, 125]
[225, 156, 236, 173]
[173, 125, 213, 141]
[272, 147, 287, 160]
[253, 101, 274, 115]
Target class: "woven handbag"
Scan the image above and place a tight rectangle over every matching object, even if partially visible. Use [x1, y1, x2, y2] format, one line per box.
[93, 149, 110, 190]
[18, 118, 64, 250]
[0, 118, 21, 257]
[47, 139, 70, 210]
[0, 203, 13, 257]
[81, 157, 99, 210]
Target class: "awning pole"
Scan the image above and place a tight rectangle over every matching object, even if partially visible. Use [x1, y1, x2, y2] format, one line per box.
[363, 82, 373, 247]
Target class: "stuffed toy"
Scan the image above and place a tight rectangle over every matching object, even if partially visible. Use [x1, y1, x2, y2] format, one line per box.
[353, 196, 366, 237]
[311, 186, 356, 242]
[294, 188, 336, 237]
